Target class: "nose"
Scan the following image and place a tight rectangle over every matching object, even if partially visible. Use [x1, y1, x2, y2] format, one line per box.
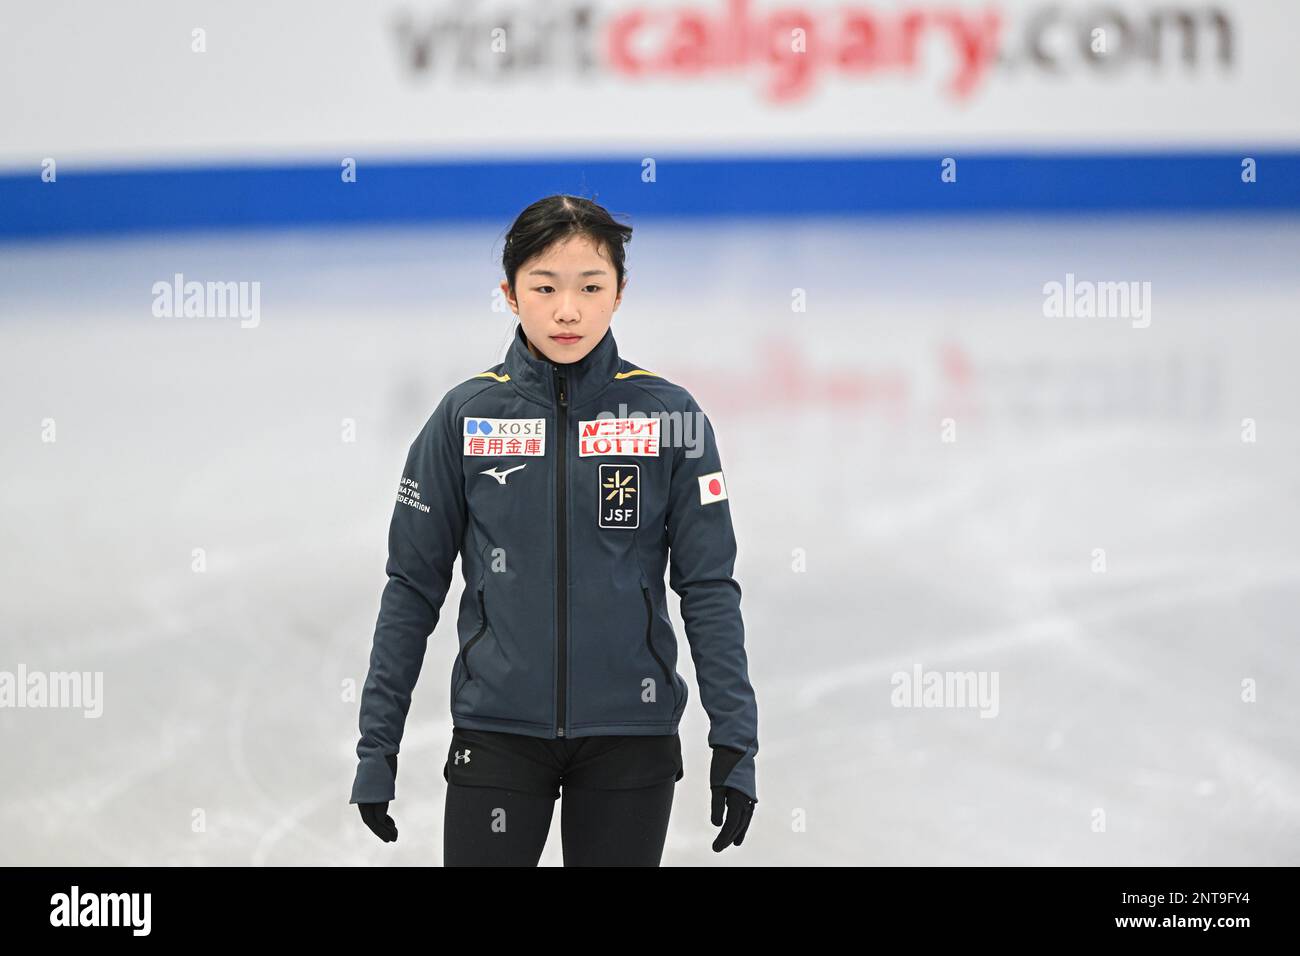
[554, 290, 585, 321]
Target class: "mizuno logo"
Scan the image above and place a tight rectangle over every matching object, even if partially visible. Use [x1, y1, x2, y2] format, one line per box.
[480, 464, 526, 485]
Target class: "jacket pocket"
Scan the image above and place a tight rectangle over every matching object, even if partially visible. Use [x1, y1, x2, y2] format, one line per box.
[454, 586, 491, 697]
[642, 584, 683, 718]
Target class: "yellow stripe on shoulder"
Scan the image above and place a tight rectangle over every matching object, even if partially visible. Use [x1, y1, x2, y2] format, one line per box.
[475, 370, 511, 382]
[614, 369, 660, 379]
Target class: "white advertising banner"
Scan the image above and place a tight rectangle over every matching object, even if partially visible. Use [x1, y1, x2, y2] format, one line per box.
[1, 0, 1298, 169]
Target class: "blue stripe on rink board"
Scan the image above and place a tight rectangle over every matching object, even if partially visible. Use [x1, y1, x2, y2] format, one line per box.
[1, 152, 1298, 238]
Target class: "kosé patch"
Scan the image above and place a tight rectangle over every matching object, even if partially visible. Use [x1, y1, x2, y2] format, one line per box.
[579, 417, 659, 457]
[463, 417, 546, 456]
[698, 470, 728, 505]
[598, 463, 640, 529]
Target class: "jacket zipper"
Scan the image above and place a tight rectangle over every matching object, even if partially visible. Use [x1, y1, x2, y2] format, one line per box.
[642, 585, 678, 716]
[555, 369, 569, 737]
[459, 588, 489, 682]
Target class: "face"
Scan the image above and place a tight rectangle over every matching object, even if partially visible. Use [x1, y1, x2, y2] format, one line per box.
[501, 233, 625, 365]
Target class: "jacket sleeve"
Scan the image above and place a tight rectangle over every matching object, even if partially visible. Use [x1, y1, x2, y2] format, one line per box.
[665, 393, 759, 803]
[350, 391, 466, 804]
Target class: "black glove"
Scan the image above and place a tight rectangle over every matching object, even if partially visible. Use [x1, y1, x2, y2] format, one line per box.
[359, 801, 398, 842]
[358, 754, 399, 842]
[709, 745, 756, 852]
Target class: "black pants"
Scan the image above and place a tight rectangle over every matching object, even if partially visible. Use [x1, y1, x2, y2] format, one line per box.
[442, 727, 682, 867]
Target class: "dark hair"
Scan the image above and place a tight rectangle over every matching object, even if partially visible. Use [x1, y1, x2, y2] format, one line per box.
[501, 194, 633, 299]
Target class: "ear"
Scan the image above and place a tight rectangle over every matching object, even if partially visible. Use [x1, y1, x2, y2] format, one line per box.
[500, 279, 519, 315]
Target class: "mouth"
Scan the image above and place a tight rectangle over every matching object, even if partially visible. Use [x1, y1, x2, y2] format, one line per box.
[550, 334, 582, 344]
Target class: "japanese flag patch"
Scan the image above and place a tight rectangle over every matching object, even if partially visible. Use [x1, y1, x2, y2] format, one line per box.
[698, 470, 728, 505]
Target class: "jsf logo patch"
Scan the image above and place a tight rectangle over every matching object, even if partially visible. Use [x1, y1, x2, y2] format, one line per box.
[579, 416, 660, 456]
[464, 417, 546, 456]
[599, 464, 640, 529]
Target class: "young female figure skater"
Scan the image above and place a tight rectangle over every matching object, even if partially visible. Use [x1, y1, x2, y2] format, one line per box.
[350, 195, 758, 865]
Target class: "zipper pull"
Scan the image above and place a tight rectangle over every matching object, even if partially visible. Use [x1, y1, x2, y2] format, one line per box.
[558, 373, 568, 407]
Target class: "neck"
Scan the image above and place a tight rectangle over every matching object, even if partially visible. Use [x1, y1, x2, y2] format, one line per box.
[505, 322, 618, 408]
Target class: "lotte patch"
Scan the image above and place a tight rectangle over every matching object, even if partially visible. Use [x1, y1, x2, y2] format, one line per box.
[598, 463, 640, 529]
[578, 417, 659, 457]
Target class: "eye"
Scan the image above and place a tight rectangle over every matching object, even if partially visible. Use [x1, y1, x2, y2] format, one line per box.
[584, 284, 602, 293]
[534, 285, 555, 294]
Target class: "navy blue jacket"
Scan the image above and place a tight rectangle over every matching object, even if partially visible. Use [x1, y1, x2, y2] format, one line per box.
[350, 323, 759, 804]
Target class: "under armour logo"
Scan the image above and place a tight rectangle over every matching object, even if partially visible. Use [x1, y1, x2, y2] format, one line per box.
[480, 464, 526, 485]
[454, 748, 472, 765]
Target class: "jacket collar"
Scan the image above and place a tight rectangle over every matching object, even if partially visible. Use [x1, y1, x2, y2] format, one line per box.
[503, 322, 621, 409]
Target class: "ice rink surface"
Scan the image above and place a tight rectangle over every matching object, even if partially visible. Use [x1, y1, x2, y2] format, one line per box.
[1, 216, 1297, 865]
